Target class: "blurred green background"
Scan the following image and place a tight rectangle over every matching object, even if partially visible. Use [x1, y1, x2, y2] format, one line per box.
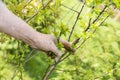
[0, 0, 120, 80]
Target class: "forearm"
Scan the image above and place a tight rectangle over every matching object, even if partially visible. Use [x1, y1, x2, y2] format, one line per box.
[0, 1, 74, 59]
[0, 1, 39, 47]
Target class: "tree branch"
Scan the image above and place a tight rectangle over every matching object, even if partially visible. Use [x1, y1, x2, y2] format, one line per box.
[42, 52, 66, 80]
[42, 2, 86, 79]
[68, 1, 86, 42]
[42, 64, 52, 80]
[72, 18, 91, 46]
[58, 3, 81, 42]
[76, 15, 110, 50]
[42, 2, 110, 80]
[72, 5, 109, 46]
[62, 7, 110, 61]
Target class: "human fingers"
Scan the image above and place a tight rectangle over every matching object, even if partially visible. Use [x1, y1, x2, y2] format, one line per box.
[49, 43, 62, 62]
[51, 35, 76, 54]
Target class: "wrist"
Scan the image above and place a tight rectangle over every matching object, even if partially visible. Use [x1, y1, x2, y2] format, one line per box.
[22, 30, 39, 49]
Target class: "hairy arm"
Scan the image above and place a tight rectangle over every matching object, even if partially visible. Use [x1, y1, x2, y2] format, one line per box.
[0, 1, 38, 47]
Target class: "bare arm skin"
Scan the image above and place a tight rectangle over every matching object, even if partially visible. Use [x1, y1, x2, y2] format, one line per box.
[0, 0, 64, 61]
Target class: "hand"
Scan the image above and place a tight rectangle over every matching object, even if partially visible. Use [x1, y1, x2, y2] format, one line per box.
[31, 32, 75, 62]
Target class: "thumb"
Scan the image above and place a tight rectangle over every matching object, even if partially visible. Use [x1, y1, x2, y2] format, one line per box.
[60, 38, 76, 54]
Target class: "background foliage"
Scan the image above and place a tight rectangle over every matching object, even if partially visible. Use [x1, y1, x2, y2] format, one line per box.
[0, 0, 120, 80]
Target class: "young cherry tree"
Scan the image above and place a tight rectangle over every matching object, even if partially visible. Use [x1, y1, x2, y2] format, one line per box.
[0, 0, 120, 80]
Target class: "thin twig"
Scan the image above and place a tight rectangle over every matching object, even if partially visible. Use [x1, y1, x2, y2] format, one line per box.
[23, 49, 36, 65]
[84, 18, 92, 32]
[72, 18, 91, 46]
[76, 15, 109, 50]
[92, 5, 107, 24]
[60, 2, 78, 21]
[59, 38, 87, 63]
[99, 15, 110, 26]
[66, 3, 81, 25]
[93, 15, 110, 33]
[68, 1, 86, 42]
[42, 53, 65, 80]
[26, 0, 53, 23]
[58, 3, 81, 42]
[26, 11, 39, 23]
[60, 53, 71, 62]
[76, 38, 88, 50]
[42, 64, 57, 80]
[42, 0, 53, 9]
[42, 64, 52, 80]
[77, 15, 110, 50]
[61, 4, 79, 13]
[20, 0, 33, 11]
[72, 37, 81, 45]
[57, 31, 62, 42]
